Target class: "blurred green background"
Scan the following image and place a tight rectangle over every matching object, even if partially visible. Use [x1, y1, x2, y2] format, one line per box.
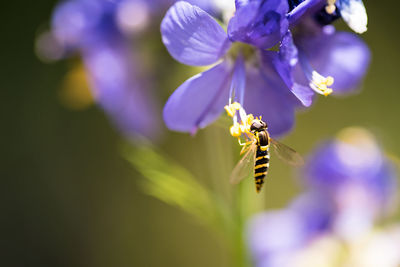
[2, 1, 400, 266]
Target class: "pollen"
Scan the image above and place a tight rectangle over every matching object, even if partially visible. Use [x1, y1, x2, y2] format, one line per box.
[230, 122, 242, 137]
[309, 71, 334, 96]
[225, 102, 254, 138]
[224, 102, 241, 117]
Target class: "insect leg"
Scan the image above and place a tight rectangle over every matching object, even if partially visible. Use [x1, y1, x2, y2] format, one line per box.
[238, 139, 255, 155]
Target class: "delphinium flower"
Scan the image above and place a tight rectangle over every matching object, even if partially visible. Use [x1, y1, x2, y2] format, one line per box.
[161, 0, 370, 137]
[162, 0, 296, 136]
[247, 127, 400, 267]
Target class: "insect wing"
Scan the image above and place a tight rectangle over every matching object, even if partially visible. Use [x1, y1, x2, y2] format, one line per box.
[270, 138, 304, 166]
[229, 143, 257, 184]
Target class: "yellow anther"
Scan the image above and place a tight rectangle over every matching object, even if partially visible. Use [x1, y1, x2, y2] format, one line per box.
[232, 102, 241, 110]
[224, 105, 236, 117]
[325, 4, 336, 14]
[224, 102, 242, 117]
[226, 102, 256, 137]
[325, 0, 336, 14]
[310, 71, 334, 96]
[316, 83, 333, 96]
[325, 76, 334, 86]
[230, 122, 242, 137]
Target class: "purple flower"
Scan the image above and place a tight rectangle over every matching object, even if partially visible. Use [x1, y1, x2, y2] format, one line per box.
[161, 0, 370, 136]
[247, 128, 398, 267]
[303, 127, 397, 219]
[51, 0, 163, 139]
[294, 128, 397, 241]
[48, 0, 223, 139]
[161, 0, 298, 136]
[247, 192, 336, 267]
[247, 209, 316, 267]
[82, 37, 160, 139]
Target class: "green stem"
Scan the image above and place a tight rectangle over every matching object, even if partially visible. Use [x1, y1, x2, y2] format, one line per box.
[204, 126, 251, 267]
[232, 181, 251, 267]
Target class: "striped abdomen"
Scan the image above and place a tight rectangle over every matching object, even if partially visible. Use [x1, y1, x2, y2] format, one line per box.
[254, 145, 269, 193]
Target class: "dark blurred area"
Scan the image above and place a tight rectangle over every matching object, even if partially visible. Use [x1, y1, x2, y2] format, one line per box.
[1, 1, 400, 267]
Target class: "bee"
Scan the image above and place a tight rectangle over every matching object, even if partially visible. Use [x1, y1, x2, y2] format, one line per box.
[230, 118, 304, 193]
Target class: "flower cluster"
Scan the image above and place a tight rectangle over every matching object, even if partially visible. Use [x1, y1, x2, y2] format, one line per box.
[42, 0, 218, 139]
[247, 127, 400, 267]
[161, 0, 370, 137]
[47, 0, 169, 139]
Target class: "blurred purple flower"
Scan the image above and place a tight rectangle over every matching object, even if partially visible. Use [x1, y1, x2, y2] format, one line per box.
[303, 128, 397, 223]
[49, 0, 216, 139]
[247, 128, 398, 267]
[247, 208, 326, 267]
[51, 0, 162, 139]
[161, 0, 298, 136]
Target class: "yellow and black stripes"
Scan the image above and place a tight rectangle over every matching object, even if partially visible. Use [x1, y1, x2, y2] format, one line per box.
[254, 145, 270, 193]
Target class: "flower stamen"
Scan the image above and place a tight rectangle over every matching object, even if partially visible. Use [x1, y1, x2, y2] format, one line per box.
[309, 71, 334, 96]
[224, 102, 256, 139]
[298, 52, 334, 96]
[224, 101, 241, 117]
[230, 122, 242, 137]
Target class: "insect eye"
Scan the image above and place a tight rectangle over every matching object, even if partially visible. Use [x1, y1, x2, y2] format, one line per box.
[250, 121, 262, 131]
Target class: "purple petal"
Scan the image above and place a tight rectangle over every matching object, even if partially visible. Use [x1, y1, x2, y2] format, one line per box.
[303, 137, 397, 210]
[234, 0, 248, 9]
[244, 63, 296, 137]
[228, 0, 289, 49]
[229, 55, 246, 104]
[279, 31, 298, 69]
[83, 37, 160, 139]
[274, 33, 314, 106]
[247, 210, 310, 266]
[297, 30, 371, 94]
[185, 0, 219, 16]
[287, 0, 323, 26]
[289, 192, 335, 233]
[290, 83, 314, 106]
[163, 61, 232, 133]
[278, 40, 315, 107]
[262, 50, 314, 107]
[161, 1, 231, 66]
[299, 131, 398, 237]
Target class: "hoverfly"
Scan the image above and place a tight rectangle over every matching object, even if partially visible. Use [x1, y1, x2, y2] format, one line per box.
[230, 118, 304, 193]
